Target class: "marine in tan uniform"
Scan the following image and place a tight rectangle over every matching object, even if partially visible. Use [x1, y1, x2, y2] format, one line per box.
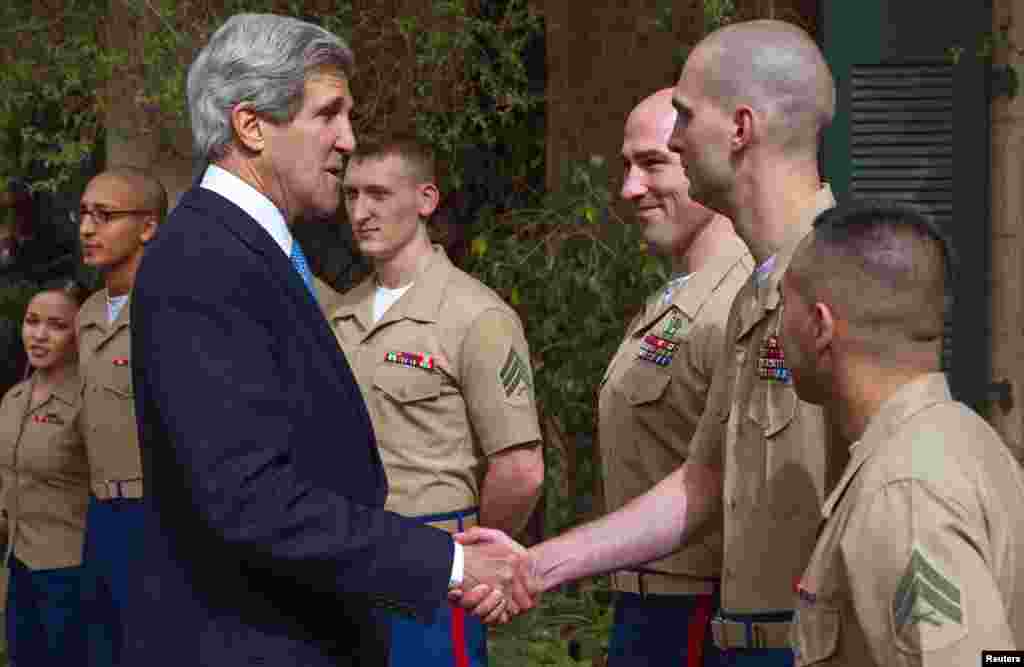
[782, 200, 1024, 665]
[453, 23, 844, 663]
[74, 166, 164, 666]
[0, 282, 89, 664]
[600, 88, 751, 666]
[331, 135, 543, 666]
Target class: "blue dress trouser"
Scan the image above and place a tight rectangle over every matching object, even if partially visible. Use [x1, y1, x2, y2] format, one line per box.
[607, 588, 722, 666]
[82, 495, 145, 667]
[6, 556, 87, 666]
[383, 508, 486, 667]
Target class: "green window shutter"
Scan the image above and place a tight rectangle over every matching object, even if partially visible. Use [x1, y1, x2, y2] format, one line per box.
[823, 0, 992, 412]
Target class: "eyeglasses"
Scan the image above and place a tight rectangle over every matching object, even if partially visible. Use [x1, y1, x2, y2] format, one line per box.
[71, 208, 154, 226]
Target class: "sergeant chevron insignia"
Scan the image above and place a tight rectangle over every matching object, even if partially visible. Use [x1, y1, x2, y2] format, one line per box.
[500, 348, 532, 399]
[891, 544, 967, 652]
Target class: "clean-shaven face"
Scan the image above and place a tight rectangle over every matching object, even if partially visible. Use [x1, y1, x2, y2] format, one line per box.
[343, 154, 432, 262]
[78, 174, 156, 272]
[620, 99, 712, 254]
[259, 70, 355, 222]
[23, 291, 78, 371]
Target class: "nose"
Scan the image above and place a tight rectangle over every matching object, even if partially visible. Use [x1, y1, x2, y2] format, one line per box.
[620, 164, 646, 201]
[79, 214, 96, 237]
[667, 122, 684, 155]
[347, 194, 371, 225]
[335, 116, 356, 154]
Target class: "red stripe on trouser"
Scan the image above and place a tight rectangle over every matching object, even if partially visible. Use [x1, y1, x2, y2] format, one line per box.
[686, 593, 714, 667]
[450, 603, 470, 667]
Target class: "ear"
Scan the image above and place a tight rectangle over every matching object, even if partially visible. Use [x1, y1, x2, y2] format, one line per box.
[417, 182, 440, 219]
[732, 105, 756, 151]
[139, 216, 159, 245]
[812, 301, 837, 355]
[230, 103, 265, 153]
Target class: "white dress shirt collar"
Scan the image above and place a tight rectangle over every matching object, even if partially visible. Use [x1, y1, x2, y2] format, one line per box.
[200, 164, 292, 256]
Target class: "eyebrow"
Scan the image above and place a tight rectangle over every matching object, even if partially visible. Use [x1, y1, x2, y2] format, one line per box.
[632, 149, 671, 161]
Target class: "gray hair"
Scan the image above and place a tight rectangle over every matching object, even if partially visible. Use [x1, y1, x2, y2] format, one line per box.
[187, 13, 355, 163]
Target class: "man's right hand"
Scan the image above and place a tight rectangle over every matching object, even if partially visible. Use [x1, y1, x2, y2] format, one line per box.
[453, 528, 539, 619]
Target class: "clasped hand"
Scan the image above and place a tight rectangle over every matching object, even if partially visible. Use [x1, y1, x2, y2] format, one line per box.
[447, 527, 541, 626]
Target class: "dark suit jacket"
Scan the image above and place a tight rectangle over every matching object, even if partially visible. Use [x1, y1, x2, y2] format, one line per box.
[126, 186, 454, 666]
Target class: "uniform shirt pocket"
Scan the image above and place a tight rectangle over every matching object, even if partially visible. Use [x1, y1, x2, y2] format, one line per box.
[792, 605, 841, 664]
[101, 362, 134, 399]
[374, 362, 442, 404]
[746, 378, 796, 438]
[617, 366, 671, 407]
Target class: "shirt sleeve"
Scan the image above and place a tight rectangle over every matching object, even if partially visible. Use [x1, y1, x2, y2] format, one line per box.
[686, 313, 734, 470]
[840, 479, 1016, 666]
[459, 308, 542, 456]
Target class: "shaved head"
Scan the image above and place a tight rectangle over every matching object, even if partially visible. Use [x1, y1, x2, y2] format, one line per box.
[93, 166, 169, 222]
[690, 20, 835, 154]
[621, 88, 715, 254]
[788, 200, 950, 363]
[627, 88, 678, 146]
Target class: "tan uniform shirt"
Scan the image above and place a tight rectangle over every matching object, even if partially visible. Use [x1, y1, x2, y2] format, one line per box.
[600, 235, 752, 595]
[792, 373, 1024, 665]
[0, 373, 89, 569]
[690, 185, 839, 616]
[330, 246, 541, 521]
[78, 288, 143, 495]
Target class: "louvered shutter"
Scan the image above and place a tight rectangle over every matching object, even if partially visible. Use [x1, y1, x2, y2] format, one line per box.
[823, 1, 992, 412]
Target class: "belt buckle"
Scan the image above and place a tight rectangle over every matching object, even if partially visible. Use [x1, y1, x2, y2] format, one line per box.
[103, 479, 124, 499]
[710, 616, 748, 650]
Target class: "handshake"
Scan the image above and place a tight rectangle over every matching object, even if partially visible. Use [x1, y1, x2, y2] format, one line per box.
[447, 527, 547, 626]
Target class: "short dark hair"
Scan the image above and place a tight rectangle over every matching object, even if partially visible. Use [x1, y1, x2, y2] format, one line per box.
[812, 198, 956, 290]
[790, 199, 952, 350]
[36, 278, 89, 307]
[348, 133, 436, 183]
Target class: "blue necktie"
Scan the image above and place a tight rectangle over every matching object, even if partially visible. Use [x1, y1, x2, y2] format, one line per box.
[289, 241, 315, 297]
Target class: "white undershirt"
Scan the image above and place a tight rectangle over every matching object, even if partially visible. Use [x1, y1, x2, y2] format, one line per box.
[107, 294, 129, 324]
[372, 283, 413, 324]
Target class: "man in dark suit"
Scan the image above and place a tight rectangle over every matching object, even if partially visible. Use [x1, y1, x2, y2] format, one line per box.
[126, 13, 519, 666]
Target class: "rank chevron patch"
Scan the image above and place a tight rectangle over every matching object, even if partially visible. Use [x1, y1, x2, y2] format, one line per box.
[892, 545, 963, 639]
[500, 348, 532, 398]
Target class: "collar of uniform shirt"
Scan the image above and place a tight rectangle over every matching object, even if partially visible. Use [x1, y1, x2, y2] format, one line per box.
[200, 164, 293, 257]
[659, 272, 693, 305]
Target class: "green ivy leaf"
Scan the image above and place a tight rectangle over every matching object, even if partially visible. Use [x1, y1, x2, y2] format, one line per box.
[471, 237, 489, 258]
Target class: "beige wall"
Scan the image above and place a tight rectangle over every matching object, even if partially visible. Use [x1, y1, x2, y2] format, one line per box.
[989, 0, 1024, 462]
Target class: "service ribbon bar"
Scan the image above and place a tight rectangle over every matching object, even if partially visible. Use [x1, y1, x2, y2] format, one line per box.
[385, 351, 435, 370]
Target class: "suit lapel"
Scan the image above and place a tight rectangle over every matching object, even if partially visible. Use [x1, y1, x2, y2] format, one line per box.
[184, 189, 353, 383]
